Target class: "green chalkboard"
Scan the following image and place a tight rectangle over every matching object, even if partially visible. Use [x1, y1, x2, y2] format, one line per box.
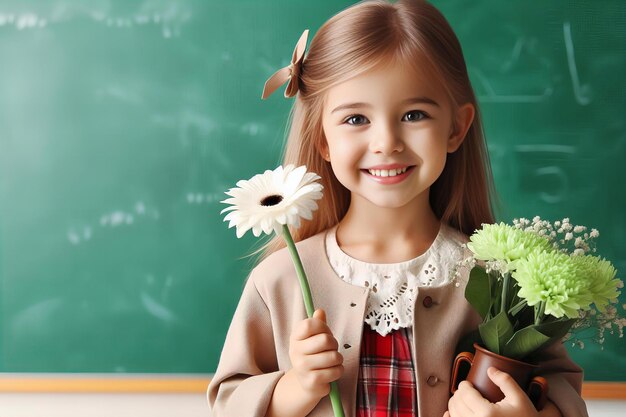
[0, 0, 624, 382]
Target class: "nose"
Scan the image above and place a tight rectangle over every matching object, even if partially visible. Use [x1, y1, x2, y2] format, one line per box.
[368, 120, 404, 155]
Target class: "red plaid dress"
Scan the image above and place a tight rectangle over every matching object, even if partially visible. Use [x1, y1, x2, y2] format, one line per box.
[356, 324, 417, 416]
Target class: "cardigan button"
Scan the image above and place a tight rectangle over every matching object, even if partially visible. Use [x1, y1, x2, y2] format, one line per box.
[422, 296, 433, 308]
[427, 375, 439, 386]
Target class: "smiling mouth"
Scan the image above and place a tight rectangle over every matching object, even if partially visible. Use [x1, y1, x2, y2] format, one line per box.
[361, 166, 415, 178]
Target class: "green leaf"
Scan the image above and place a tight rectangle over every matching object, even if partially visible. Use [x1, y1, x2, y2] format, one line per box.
[478, 311, 514, 355]
[501, 318, 577, 360]
[535, 318, 577, 344]
[503, 326, 550, 360]
[465, 266, 491, 319]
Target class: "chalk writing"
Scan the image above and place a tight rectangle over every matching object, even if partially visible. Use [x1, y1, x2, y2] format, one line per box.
[563, 21, 592, 105]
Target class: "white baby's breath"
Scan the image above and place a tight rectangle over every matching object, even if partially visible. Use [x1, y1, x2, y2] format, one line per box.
[220, 164, 323, 238]
[512, 216, 599, 255]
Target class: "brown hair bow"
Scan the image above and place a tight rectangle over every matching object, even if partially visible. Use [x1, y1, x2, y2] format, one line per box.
[261, 29, 309, 99]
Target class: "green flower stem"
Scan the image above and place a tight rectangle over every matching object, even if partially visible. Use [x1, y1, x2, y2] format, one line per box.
[509, 283, 521, 310]
[282, 225, 314, 317]
[501, 272, 510, 314]
[535, 301, 546, 325]
[508, 299, 527, 316]
[489, 271, 499, 316]
[281, 225, 345, 417]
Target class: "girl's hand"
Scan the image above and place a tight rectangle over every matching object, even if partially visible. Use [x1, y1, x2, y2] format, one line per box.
[444, 367, 562, 417]
[288, 309, 345, 400]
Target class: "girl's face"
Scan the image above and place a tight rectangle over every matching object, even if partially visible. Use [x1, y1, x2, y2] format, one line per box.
[320, 62, 473, 210]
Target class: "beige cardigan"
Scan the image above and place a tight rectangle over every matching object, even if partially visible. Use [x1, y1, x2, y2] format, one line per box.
[208, 228, 588, 417]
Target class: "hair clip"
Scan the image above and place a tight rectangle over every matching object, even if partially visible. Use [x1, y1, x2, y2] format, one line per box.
[261, 29, 309, 99]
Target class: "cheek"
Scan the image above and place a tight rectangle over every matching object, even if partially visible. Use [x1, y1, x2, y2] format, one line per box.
[331, 140, 361, 166]
[327, 144, 363, 189]
[412, 135, 447, 161]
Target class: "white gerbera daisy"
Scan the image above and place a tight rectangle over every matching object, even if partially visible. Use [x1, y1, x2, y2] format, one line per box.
[220, 164, 323, 238]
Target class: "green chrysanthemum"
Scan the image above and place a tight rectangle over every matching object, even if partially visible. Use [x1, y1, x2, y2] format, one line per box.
[571, 255, 621, 312]
[467, 222, 552, 270]
[512, 249, 593, 319]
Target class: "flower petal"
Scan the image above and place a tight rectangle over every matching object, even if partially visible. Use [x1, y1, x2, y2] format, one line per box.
[220, 164, 324, 238]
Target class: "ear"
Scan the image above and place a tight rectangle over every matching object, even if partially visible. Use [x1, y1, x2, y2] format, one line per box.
[447, 103, 475, 153]
[317, 140, 331, 162]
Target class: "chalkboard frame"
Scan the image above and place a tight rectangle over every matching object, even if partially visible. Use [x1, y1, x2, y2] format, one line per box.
[0, 377, 623, 400]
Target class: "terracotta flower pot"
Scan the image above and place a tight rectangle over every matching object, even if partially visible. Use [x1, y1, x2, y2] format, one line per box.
[450, 343, 548, 411]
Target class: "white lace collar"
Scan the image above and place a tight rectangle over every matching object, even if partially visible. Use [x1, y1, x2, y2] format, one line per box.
[324, 222, 467, 336]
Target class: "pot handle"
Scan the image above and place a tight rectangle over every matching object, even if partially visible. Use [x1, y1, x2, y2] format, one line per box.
[450, 351, 474, 394]
[527, 375, 549, 411]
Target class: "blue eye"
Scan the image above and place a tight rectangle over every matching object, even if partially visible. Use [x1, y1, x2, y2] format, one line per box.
[343, 110, 429, 126]
[345, 115, 368, 126]
[403, 110, 429, 122]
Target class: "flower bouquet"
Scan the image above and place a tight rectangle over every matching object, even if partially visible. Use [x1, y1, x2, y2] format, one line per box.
[220, 165, 345, 417]
[451, 216, 623, 407]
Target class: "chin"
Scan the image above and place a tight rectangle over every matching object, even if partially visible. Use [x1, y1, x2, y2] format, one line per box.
[364, 195, 414, 209]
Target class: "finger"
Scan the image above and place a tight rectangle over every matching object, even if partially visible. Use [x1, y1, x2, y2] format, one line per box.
[448, 392, 475, 417]
[456, 380, 492, 413]
[309, 364, 344, 384]
[487, 367, 525, 401]
[298, 332, 339, 355]
[443, 411, 450, 417]
[302, 350, 343, 371]
[293, 312, 330, 341]
[313, 308, 326, 323]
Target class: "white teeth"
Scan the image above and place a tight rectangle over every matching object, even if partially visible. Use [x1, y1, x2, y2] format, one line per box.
[367, 167, 409, 177]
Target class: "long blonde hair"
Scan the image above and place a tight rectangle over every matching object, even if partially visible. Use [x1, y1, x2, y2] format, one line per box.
[251, 0, 500, 262]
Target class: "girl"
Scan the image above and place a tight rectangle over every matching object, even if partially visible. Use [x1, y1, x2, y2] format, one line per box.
[208, 1, 588, 416]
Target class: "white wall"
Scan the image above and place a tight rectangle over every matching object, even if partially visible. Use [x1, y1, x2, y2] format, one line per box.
[0, 394, 623, 417]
